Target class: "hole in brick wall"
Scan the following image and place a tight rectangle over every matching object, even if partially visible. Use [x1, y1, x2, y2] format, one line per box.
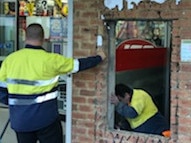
[107, 20, 171, 136]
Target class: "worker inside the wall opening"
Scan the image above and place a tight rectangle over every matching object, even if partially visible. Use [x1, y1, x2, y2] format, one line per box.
[110, 83, 171, 137]
[0, 23, 106, 143]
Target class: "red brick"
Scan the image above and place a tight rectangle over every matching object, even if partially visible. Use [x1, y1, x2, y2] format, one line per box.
[72, 0, 191, 142]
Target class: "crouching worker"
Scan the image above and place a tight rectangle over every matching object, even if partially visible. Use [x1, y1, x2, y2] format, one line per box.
[110, 83, 170, 137]
[0, 23, 106, 143]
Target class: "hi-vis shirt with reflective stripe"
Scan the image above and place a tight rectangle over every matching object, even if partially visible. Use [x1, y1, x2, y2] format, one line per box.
[9, 91, 58, 105]
[0, 45, 103, 132]
[0, 48, 79, 105]
[7, 77, 59, 105]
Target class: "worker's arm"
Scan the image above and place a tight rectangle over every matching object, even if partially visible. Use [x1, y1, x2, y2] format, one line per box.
[0, 62, 8, 105]
[77, 55, 102, 71]
[0, 82, 8, 105]
[72, 48, 106, 73]
[110, 94, 138, 118]
[115, 102, 138, 118]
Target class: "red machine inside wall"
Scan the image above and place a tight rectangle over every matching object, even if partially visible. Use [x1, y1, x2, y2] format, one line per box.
[116, 39, 167, 72]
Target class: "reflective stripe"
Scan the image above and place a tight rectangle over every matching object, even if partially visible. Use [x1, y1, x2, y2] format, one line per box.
[7, 76, 59, 86]
[71, 59, 79, 73]
[0, 81, 7, 88]
[8, 91, 58, 105]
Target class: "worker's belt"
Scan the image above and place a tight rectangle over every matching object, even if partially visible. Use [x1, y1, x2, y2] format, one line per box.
[8, 91, 58, 105]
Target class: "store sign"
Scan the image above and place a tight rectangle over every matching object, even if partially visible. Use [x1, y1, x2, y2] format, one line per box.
[50, 17, 63, 39]
[104, 0, 181, 10]
[180, 39, 191, 62]
[0, 41, 13, 49]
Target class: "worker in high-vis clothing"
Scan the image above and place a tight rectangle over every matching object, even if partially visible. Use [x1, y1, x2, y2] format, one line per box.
[110, 83, 171, 137]
[0, 23, 106, 143]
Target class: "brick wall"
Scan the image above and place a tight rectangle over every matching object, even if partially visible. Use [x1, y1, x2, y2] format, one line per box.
[72, 0, 191, 142]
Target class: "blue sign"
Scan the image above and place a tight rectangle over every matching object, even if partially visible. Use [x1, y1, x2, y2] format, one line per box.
[0, 41, 13, 49]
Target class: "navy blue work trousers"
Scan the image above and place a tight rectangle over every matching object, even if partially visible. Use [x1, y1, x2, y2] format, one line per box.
[15, 118, 63, 143]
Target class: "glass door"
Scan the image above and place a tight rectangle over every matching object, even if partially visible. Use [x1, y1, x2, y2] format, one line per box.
[0, 0, 17, 61]
[18, 1, 73, 143]
[0, 1, 17, 142]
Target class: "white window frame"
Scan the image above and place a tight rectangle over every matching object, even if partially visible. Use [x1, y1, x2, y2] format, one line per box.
[65, 0, 73, 143]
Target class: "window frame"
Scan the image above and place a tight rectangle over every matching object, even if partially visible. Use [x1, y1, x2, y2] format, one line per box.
[107, 19, 171, 131]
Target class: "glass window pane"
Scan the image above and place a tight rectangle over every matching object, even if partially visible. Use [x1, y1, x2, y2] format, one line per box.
[114, 20, 171, 134]
[0, 1, 16, 57]
[116, 21, 166, 47]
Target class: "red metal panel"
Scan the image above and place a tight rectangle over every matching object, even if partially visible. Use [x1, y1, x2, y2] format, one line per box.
[116, 39, 167, 72]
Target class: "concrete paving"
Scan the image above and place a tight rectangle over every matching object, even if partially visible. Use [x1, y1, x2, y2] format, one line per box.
[0, 104, 16, 143]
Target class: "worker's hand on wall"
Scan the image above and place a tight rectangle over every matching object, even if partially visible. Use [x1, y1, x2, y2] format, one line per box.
[96, 48, 106, 60]
[110, 93, 119, 105]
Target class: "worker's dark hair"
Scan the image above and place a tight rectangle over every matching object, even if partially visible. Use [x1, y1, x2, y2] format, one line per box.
[26, 23, 44, 42]
[115, 83, 133, 98]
